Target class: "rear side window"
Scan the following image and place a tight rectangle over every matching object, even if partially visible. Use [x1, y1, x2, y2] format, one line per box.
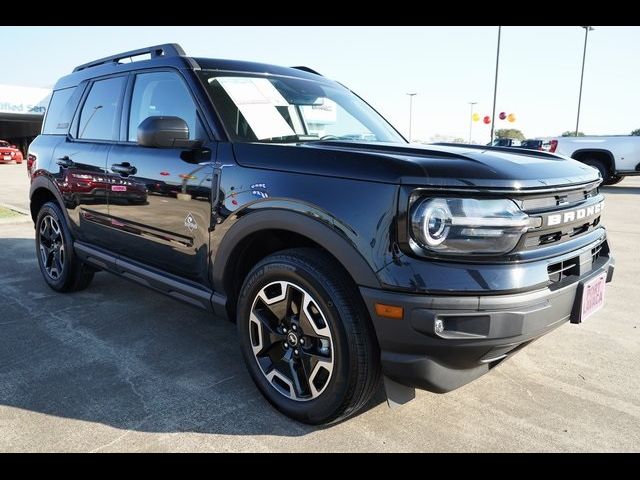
[78, 76, 126, 141]
[42, 87, 77, 135]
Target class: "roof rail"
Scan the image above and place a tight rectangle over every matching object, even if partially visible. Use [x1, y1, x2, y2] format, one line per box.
[73, 43, 186, 72]
[291, 66, 323, 76]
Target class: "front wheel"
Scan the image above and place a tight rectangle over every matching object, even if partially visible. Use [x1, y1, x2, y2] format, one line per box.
[237, 248, 381, 425]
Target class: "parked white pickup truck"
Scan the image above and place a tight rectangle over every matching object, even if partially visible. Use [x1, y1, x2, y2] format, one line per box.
[548, 135, 640, 185]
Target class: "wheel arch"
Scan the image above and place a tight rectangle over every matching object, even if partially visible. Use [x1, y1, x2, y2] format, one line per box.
[571, 149, 616, 176]
[211, 209, 382, 320]
[29, 175, 69, 225]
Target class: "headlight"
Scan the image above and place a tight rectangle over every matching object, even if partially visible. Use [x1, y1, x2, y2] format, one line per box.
[410, 197, 540, 255]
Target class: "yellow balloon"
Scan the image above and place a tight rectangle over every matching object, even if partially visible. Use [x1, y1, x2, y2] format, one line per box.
[472, 113, 481, 122]
[507, 113, 516, 123]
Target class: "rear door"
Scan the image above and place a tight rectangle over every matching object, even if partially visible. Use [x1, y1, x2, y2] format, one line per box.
[106, 69, 214, 284]
[52, 75, 127, 249]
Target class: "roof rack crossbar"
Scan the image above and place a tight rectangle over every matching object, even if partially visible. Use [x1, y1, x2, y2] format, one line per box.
[73, 43, 186, 72]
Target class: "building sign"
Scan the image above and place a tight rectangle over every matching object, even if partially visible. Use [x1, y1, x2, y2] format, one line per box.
[0, 84, 51, 116]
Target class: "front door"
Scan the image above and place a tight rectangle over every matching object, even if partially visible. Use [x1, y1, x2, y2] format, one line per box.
[106, 70, 214, 284]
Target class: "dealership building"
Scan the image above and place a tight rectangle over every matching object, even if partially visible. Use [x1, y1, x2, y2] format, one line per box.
[0, 84, 50, 156]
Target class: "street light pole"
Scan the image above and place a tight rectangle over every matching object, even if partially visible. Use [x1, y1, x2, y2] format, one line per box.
[468, 101, 477, 144]
[490, 26, 501, 144]
[576, 26, 594, 137]
[406, 93, 417, 142]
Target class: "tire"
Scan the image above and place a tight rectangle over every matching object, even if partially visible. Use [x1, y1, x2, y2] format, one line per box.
[582, 159, 609, 182]
[603, 175, 624, 186]
[35, 201, 95, 292]
[237, 248, 381, 425]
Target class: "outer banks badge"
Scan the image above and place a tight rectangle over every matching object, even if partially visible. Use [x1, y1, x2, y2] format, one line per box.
[184, 212, 198, 232]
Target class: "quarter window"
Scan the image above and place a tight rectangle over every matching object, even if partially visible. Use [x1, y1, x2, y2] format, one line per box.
[128, 71, 202, 142]
[42, 87, 77, 135]
[78, 77, 126, 141]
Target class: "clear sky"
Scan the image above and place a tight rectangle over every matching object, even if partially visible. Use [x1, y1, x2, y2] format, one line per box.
[1, 26, 638, 142]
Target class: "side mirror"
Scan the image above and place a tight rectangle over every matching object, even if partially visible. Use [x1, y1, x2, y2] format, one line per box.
[137, 116, 201, 149]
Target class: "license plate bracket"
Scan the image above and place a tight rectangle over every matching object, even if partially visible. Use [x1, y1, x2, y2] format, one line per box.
[571, 272, 607, 324]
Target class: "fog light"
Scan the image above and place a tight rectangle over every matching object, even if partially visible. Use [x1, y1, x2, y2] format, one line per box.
[434, 319, 445, 334]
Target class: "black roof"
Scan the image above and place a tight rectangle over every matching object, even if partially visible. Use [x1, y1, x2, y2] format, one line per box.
[55, 43, 327, 90]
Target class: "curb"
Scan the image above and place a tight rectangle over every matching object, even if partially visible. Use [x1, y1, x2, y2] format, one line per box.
[0, 203, 30, 216]
[0, 203, 32, 225]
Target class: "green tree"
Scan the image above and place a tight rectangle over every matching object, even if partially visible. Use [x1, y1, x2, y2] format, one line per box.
[631, 128, 640, 136]
[562, 131, 585, 137]
[494, 128, 525, 140]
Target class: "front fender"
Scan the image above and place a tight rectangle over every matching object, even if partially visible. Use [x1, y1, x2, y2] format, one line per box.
[210, 204, 382, 294]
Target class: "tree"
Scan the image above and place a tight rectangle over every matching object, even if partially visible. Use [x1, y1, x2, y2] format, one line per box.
[631, 129, 640, 136]
[562, 131, 585, 137]
[494, 128, 525, 140]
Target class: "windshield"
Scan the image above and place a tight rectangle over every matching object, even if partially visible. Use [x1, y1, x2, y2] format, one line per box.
[0, 141, 9, 147]
[198, 71, 404, 144]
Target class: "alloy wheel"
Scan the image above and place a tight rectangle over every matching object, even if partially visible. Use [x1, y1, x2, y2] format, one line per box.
[249, 281, 334, 401]
[39, 214, 65, 280]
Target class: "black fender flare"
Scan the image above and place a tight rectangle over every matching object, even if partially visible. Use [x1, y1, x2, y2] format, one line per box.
[29, 174, 71, 225]
[210, 209, 382, 295]
[571, 148, 616, 173]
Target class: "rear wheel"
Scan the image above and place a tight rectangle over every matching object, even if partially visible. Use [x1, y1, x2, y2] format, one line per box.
[237, 248, 381, 425]
[603, 175, 624, 186]
[35, 201, 94, 292]
[582, 159, 609, 182]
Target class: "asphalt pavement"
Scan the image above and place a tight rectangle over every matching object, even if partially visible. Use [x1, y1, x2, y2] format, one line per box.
[0, 161, 638, 452]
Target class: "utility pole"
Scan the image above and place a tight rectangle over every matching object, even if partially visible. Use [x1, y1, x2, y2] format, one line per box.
[490, 26, 501, 144]
[576, 26, 594, 137]
[406, 93, 417, 142]
[468, 101, 477, 143]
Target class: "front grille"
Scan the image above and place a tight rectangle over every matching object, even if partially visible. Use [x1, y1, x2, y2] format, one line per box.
[547, 240, 608, 284]
[517, 182, 604, 251]
[547, 257, 580, 283]
[591, 244, 603, 262]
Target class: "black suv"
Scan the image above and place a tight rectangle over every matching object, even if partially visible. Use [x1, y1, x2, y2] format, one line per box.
[29, 44, 614, 424]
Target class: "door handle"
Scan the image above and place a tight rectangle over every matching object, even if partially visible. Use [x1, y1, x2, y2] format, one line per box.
[56, 156, 74, 168]
[111, 162, 137, 176]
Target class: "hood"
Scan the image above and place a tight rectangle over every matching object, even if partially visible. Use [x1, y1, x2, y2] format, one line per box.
[232, 141, 599, 190]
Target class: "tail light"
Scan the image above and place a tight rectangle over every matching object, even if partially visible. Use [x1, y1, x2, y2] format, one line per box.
[549, 140, 558, 153]
[27, 154, 36, 175]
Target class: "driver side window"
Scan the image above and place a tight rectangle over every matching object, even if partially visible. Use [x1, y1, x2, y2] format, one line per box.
[128, 71, 205, 142]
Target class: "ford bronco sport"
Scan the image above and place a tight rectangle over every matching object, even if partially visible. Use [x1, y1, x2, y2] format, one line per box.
[28, 44, 614, 424]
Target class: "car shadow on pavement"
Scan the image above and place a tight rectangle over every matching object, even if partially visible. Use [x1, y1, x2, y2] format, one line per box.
[0, 237, 384, 437]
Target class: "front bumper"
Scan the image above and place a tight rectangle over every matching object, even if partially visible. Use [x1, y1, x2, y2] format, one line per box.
[361, 255, 614, 394]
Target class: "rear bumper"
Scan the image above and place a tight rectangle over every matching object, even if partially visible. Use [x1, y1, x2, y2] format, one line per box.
[361, 255, 614, 393]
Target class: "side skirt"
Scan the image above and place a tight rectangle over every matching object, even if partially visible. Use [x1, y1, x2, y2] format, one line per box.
[74, 241, 227, 318]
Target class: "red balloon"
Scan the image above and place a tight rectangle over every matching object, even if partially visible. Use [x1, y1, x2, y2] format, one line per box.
[483, 115, 491, 124]
[499, 112, 507, 120]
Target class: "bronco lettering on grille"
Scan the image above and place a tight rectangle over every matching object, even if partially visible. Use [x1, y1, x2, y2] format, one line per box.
[547, 201, 603, 227]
